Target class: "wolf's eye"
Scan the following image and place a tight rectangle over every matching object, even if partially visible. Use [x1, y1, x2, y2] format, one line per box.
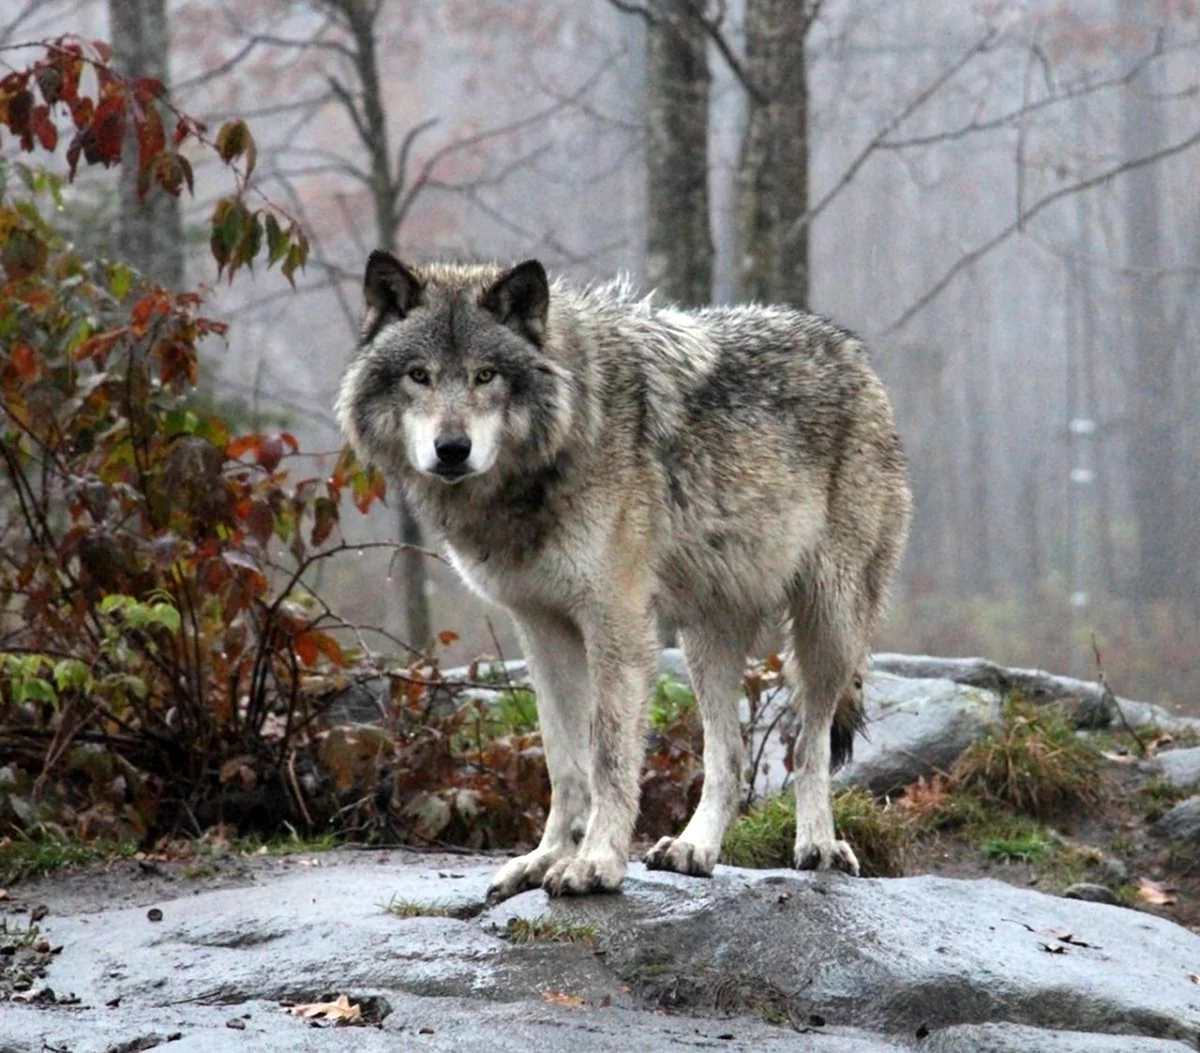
[407, 366, 430, 385]
[474, 369, 496, 385]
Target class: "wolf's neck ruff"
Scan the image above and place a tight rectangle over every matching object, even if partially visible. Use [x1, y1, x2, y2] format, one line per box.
[335, 252, 912, 901]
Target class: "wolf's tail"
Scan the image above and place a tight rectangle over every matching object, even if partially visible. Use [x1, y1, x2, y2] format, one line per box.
[829, 672, 867, 772]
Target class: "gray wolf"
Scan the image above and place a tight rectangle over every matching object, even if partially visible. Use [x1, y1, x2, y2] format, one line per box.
[335, 252, 912, 901]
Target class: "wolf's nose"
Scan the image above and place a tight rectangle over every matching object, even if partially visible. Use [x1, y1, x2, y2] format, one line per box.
[434, 434, 472, 466]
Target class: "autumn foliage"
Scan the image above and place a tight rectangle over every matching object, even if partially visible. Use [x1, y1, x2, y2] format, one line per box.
[0, 36, 550, 849]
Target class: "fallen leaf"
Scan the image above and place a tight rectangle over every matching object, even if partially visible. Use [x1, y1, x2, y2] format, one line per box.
[1039, 942, 1068, 954]
[542, 991, 585, 1009]
[287, 993, 362, 1023]
[1138, 878, 1177, 906]
[1043, 929, 1094, 948]
[1188, 973, 1200, 984]
[1100, 750, 1134, 765]
[0, 889, 8, 900]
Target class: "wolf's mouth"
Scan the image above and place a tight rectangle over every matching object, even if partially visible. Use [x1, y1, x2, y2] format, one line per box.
[432, 464, 472, 482]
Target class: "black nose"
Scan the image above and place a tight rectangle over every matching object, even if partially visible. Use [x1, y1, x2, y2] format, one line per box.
[434, 433, 472, 466]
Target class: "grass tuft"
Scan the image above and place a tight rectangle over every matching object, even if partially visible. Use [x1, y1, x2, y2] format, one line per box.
[0, 836, 137, 885]
[384, 896, 455, 919]
[502, 915, 597, 946]
[950, 696, 1104, 818]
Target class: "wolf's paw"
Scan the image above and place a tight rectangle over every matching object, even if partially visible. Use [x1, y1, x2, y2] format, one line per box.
[643, 836, 718, 877]
[487, 849, 564, 903]
[541, 852, 626, 896]
[794, 838, 860, 876]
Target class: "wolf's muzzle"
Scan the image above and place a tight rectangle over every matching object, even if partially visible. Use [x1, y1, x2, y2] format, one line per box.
[433, 433, 472, 478]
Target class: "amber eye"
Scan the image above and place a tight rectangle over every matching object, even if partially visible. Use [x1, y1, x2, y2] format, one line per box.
[407, 366, 430, 385]
[474, 368, 496, 385]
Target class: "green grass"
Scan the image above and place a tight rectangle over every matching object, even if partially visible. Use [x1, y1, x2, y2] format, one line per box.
[980, 831, 1053, 865]
[502, 915, 598, 946]
[0, 836, 138, 885]
[951, 696, 1105, 818]
[721, 788, 909, 877]
[384, 896, 455, 919]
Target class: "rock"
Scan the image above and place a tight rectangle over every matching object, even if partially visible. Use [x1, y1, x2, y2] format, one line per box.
[1152, 794, 1200, 841]
[1063, 883, 1122, 907]
[870, 654, 1195, 733]
[835, 673, 1002, 794]
[1158, 747, 1200, 791]
[920, 1023, 1194, 1052]
[10, 858, 1200, 1052]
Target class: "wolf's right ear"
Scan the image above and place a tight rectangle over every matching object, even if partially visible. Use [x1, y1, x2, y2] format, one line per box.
[362, 250, 422, 341]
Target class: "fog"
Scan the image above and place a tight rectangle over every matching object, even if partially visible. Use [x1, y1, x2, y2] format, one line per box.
[5, 0, 1198, 708]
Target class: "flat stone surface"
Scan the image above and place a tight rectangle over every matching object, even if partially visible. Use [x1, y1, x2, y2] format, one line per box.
[6, 858, 1200, 1052]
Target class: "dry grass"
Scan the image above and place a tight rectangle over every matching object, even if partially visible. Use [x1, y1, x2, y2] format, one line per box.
[950, 697, 1105, 818]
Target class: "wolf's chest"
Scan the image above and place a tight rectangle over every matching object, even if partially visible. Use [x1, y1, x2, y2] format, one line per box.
[443, 533, 595, 614]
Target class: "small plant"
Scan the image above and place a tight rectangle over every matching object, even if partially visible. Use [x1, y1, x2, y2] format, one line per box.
[650, 677, 697, 732]
[502, 915, 597, 946]
[951, 697, 1104, 818]
[981, 831, 1052, 865]
[385, 896, 454, 919]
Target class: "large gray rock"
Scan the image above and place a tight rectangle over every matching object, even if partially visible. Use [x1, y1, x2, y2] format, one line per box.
[1159, 747, 1200, 791]
[11, 858, 1196, 1053]
[871, 653, 1195, 733]
[836, 672, 1002, 794]
[1152, 794, 1200, 842]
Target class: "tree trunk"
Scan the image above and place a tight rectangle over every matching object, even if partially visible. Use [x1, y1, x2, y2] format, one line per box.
[108, 0, 183, 287]
[1120, 2, 1179, 604]
[644, 0, 713, 306]
[734, 0, 814, 307]
[338, 0, 433, 651]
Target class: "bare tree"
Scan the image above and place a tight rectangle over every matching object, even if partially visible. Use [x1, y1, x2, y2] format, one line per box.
[735, 0, 819, 306]
[109, 0, 184, 287]
[644, 0, 713, 305]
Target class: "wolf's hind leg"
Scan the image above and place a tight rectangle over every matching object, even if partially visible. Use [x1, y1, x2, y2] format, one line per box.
[644, 624, 754, 877]
[487, 610, 590, 903]
[788, 571, 869, 876]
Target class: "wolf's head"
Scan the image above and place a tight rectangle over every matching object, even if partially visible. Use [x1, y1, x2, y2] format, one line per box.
[335, 252, 574, 488]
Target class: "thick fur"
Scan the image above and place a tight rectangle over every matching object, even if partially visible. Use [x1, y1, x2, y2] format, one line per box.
[335, 253, 912, 900]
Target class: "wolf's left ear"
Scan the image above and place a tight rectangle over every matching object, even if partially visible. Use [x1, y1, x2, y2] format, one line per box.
[480, 260, 549, 345]
[362, 250, 422, 341]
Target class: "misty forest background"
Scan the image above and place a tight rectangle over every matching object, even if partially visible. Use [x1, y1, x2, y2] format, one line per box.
[5, 0, 1199, 713]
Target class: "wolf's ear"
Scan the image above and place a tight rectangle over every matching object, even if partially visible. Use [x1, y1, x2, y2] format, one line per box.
[362, 250, 422, 340]
[480, 260, 549, 345]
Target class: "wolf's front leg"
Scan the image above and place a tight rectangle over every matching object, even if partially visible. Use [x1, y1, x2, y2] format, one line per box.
[542, 600, 658, 896]
[487, 610, 591, 903]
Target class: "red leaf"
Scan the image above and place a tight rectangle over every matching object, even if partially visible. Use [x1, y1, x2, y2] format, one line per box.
[10, 344, 38, 381]
[257, 434, 284, 473]
[245, 499, 274, 545]
[31, 105, 56, 151]
[280, 432, 299, 454]
[437, 630, 460, 647]
[227, 435, 261, 461]
[131, 76, 166, 104]
[310, 497, 338, 547]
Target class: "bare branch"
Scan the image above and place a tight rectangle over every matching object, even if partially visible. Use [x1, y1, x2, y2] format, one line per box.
[394, 117, 440, 201]
[887, 124, 1200, 333]
[327, 75, 373, 150]
[781, 27, 1001, 248]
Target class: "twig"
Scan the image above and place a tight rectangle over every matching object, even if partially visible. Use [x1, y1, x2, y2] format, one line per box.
[1091, 633, 1146, 756]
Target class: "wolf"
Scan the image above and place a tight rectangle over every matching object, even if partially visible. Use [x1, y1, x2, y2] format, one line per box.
[335, 251, 912, 901]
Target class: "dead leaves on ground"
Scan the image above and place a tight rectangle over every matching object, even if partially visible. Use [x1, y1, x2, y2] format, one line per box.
[1137, 877, 1177, 906]
[286, 993, 362, 1025]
